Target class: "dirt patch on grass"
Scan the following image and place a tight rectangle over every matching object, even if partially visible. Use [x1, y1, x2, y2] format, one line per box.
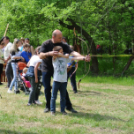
[81, 83, 133, 91]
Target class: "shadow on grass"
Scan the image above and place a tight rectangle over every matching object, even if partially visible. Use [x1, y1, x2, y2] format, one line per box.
[0, 129, 37, 134]
[67, 111, 126, 122]
[76, 90, 102, 97]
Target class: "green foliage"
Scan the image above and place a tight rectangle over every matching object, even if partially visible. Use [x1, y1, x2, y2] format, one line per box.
[0, 0, 133, 75]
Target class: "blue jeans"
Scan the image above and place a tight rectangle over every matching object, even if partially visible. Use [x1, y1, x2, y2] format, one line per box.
[42, 71, 72, 110]
[9, 62, 18, 91]
[28, 77, 38, 104]
[50, 81, 67, 112]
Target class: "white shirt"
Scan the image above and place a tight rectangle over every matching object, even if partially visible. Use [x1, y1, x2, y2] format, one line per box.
[53, 57, 72, 82]
[0, 49, 4, 64]
[29, 55, 42, 67]
[4, 42, 13, 60]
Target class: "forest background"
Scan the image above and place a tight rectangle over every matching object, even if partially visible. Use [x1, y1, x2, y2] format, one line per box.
[0, 0, 133, 76]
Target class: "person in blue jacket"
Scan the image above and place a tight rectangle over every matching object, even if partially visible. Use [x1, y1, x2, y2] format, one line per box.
[21, 44, 32, 63]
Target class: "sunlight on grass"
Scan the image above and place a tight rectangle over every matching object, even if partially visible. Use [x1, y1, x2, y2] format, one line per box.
[1, 76, 134, 134]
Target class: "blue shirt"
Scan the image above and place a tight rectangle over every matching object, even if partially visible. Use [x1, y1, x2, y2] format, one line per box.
[21, 51, 32, 63]
[67, 56, 77, 67]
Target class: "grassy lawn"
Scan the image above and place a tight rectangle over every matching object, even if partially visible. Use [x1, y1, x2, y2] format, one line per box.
[0, 76, 134, 134]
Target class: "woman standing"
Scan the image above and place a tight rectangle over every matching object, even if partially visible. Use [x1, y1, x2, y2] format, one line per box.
[0, 41, 5, 85]
[7, 39, 24, 93]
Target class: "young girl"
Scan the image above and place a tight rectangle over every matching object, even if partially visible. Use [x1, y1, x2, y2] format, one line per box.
[26, 46, 42, 106]
[22, 67, 32, 91]
[7, 39, 25, 93]
[50, 46, 85, 115]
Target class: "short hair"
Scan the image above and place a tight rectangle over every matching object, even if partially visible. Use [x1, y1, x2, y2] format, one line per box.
[62, 37, 67, 42]
[23, 67, 28, 73]
[52, 30, 62, 37]
[4, 36, 10, 40]
[35, 46, 41, 54]
[53, 46, 63, 52]
[25, 38, 29, 41]
[23, 43, 30, 48]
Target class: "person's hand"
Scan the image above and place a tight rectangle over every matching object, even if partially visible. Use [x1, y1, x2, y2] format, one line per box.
[35, 78, 38, 83]
[21, 57, 24, 61]
[85, 54, 91, 62]
[48, 51, 59, 56]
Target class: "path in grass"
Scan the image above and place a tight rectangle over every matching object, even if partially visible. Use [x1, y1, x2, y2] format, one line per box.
[0, 81, 134, 134]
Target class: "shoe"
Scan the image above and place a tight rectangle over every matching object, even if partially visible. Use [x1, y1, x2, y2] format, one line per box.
[61, 111, 67, 115]
[14, 90, 20, 94]
[35, 100, 42, 105]
[27, 103, 31, 106]
[7, 89, 13, 93]
[0, 83, 3, 85]
[51, 111, 55, 116]
[74, 91, 77, 94]
[66, 108, 77, 113]
[44, 108, 50, 113]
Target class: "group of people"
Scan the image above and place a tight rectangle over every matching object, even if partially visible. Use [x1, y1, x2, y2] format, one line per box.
[0, 29, 90, 115]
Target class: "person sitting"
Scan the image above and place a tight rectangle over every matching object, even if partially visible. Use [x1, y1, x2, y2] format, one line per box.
[21, 44, 32, 63]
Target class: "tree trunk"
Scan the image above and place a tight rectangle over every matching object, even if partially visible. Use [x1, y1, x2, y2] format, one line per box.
[121, 56, 134, 75]
[59, 19, 99, 74]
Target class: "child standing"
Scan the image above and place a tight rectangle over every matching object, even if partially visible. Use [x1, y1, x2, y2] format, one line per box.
[7, 39, 25, 93]
[50, 46, 85, 115]
[26, 46, 42, 106]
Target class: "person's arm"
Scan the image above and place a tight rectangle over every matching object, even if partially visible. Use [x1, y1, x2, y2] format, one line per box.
[58, 53, 69, 58]
[34, 62, 41, 83]
[21, 52, 29, 63]
[70, 51, 91, 62]
[39, 51, 59, 59]
[31, 46, 35, 56]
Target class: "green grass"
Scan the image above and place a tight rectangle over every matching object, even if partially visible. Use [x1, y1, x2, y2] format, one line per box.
[1, 76, 134, 134]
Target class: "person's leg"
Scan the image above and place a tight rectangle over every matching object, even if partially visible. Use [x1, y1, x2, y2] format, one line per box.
[5, 61, 13, 87]
[59, 82, 67, 112]
[50, 81, 59, 112]
[28, 77, 37, 104]
[70, 67, 77, 93]
[8, 63, 17, 91]
[14, 63, 18, 91]
[0, 64, 3, 84]
[42, 71, 52, 110]
[35, 74, 42, 101]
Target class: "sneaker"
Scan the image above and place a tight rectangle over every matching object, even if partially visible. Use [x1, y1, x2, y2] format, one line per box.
[66, 108, 77, 113]
[44, 108, 50, 113]
[74, 91, 77, 94]
[0, 83, 3, 85]
[14, 90, 20, 94]
[27, 103, 31, 106]
[51, 111, 55, 116]
[62, 111, 67, 115]
[35, 100, 42, 105]
[7, 89, 13, 93]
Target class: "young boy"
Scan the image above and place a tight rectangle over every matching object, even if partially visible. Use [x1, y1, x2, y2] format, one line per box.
[21, 44, 32, 63]
[50, 46, 85, 115]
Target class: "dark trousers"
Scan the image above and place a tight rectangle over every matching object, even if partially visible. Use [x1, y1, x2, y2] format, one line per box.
[5, 60, 13, 87]
[67, 67, 77, 92]
[28, 77, 37, 104]
[42, 71, 72, 110]
[0, 64, 3, 83]
[50, 81, 67, 112]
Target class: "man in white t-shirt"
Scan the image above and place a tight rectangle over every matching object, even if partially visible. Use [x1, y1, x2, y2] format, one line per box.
[3, 36, 13, 87]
